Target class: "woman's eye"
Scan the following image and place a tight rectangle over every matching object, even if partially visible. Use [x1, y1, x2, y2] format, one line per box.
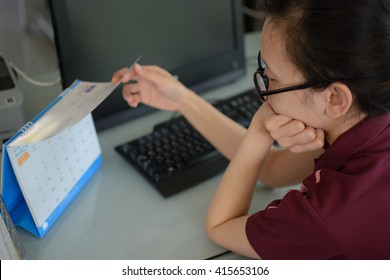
[264, 70, 275, 82]
[268, 78, 277, 86]
[267, 78, 277, 90]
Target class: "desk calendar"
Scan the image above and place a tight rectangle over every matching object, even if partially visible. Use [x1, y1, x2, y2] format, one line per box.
[1, 56, 140, 238]
[1, 80, 115, 238]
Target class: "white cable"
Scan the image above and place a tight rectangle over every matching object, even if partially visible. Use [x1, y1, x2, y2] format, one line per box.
[8, 62, 61, 87]
[241, 6, 265, 19]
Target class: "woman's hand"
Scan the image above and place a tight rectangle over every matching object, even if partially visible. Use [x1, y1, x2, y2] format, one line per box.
[260, 102, 325, 153]
[112, 64, 190, 112]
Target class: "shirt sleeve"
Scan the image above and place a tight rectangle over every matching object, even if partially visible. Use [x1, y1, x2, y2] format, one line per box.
[246, 189, 346, 259]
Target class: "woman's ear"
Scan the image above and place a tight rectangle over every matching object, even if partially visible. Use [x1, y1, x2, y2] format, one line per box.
[324, 82, 354, 119]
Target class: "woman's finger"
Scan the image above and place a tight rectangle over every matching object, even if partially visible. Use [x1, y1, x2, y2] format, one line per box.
[289, 128, 325, 153]
[122, 85, 142, 107]
[269, 119, 306, 140]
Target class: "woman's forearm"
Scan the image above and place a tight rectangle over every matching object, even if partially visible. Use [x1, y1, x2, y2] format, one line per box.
[204, 124, 273, 258]
[178, 90, 247, 160]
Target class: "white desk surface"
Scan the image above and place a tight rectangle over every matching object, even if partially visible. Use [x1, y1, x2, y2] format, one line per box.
[5, 32, 295, 259]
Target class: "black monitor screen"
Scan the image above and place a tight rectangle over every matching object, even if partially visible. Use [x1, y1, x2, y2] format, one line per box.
[49, 0, 245, 130]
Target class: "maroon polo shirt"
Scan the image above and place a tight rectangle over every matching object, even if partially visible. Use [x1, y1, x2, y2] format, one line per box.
[246, 113, 390, 259]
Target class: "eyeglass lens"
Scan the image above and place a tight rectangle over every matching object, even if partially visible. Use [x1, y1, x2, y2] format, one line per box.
[256, 52, 269, 92]
[255, 72, 268, 92]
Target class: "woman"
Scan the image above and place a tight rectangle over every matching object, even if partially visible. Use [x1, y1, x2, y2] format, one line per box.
[112, 0, 390, 259]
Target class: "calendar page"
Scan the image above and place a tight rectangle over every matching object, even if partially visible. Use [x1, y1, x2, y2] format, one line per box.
[5, 114, 101, 229]
[10, 80, 116, 146]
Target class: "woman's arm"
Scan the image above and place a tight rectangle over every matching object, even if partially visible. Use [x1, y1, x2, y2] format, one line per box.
[205, 103, 275, 258]
[259, 147, 324, 188]
[178, 91, 247, 160]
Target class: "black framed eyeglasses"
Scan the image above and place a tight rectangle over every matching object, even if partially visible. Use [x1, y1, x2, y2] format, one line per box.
[253, 52, 313, 101]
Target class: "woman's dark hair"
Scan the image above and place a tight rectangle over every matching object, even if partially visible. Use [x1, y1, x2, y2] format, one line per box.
[261, 0, 390, 116]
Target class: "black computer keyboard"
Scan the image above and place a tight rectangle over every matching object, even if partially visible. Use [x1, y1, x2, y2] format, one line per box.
[115, 89, 261, 197]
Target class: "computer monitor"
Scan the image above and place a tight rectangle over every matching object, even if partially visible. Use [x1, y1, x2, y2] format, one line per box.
[49, 0, 246, 130]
